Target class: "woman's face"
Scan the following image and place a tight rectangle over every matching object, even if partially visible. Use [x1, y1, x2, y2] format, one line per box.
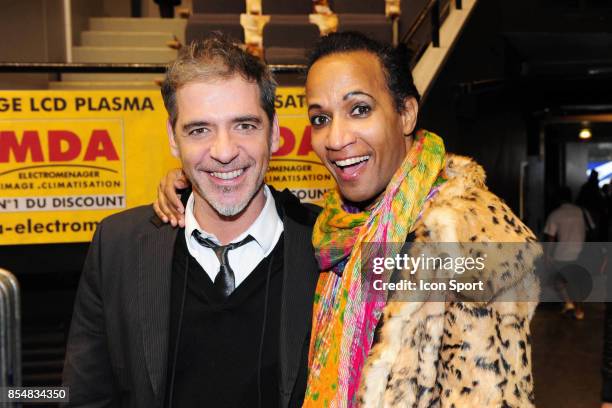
[306, 50, 418, 205]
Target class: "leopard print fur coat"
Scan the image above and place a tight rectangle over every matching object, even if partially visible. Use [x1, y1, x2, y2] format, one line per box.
[357, 154, 541, 408]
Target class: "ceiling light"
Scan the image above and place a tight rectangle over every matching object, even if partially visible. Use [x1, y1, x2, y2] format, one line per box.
[579, 128, 592, 140]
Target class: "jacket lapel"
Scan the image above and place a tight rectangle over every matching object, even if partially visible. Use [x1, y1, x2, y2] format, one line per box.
[276, 190, 320, 406]
[137, 217, 178, 401]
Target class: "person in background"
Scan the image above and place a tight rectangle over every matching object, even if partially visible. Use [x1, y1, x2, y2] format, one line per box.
[543, 185, 593, 320]
[156, 32, 540, 407]
[577, 170, 607, 240]
[603, 181, 612, 408]
[155, 0, 180, 18]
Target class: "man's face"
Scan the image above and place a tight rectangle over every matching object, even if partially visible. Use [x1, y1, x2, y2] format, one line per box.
[306, 51, 417, 204]
[168, 75, 279, 216]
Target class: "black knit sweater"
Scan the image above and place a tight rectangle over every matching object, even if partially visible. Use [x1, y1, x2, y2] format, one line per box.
[165, 231, 284, 407]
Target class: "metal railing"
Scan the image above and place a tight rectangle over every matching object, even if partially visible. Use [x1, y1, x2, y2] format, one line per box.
[402, 0, 462, 55]
[0, 269, 20, 392]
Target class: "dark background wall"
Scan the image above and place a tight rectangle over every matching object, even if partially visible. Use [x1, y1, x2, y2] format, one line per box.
[419, 0, 527, 214]
[419, 0, 612, 234]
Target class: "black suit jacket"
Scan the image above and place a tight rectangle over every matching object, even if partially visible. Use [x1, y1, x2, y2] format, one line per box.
[63, 188, 320, 408]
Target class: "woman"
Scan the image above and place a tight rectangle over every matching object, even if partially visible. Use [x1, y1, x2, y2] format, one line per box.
[156, 32, 540, 407]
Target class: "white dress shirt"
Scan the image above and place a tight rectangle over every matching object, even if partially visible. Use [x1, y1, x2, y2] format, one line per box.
[184, 185, 284, 287]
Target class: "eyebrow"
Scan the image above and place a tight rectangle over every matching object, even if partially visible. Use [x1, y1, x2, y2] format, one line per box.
[308, 90, 375, 112]
[307, 103, 321, 112]
[182, 121, 210, 132]
[343, 90, 374, 100]
[232, 115, 263, 125]
[181, 115, 263, 132]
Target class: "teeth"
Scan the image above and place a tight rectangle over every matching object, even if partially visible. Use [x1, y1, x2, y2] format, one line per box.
[210, 169, 243, 180]
[335, 155, 370, 167]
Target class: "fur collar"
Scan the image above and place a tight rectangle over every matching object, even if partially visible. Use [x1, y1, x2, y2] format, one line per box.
[357, 154, 540, 407]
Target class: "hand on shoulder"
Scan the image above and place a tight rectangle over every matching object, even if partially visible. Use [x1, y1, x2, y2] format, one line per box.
[153, 168, 190, 227]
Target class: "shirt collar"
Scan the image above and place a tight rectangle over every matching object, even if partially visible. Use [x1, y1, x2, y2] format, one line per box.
[185, 185, 280, 252]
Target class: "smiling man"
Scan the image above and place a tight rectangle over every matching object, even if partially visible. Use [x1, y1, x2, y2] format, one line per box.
[62, 35, 320, 408]
[306, 50, 418, 206]
[301, 33, 540, 408]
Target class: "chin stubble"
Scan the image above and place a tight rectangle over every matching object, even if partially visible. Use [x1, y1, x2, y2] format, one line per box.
[196, 177, 264, 217]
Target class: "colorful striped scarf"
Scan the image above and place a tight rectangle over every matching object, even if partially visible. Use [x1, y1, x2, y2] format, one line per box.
[304, 130, 446, 407]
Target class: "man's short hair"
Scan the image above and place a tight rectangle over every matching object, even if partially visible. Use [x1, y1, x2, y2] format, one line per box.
[307, 31, 420, 112]
[161, 33, 277, 128]
[558, 186, 573, 203]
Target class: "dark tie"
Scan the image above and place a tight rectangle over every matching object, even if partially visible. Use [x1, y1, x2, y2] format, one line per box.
[192, 230, 255, 297]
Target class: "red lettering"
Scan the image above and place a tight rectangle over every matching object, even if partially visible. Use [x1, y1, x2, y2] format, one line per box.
[273, 127, 295, 156]
[48, 130, 81, 162]
[83, 129, 119, 161]
[0, 130, 44, 163]
[297, 126, 313, 156]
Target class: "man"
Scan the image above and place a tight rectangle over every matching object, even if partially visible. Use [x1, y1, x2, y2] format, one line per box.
[544, 186, 593, 320]
[62, 35, 319, 407]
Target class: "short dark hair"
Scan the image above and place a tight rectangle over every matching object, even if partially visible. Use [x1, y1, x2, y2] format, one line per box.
[306, 31, 420, 111]
[161, 33, 277, 128]
[558, 186, 573, 203]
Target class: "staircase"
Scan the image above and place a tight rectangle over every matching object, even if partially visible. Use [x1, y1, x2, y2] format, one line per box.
[411, 0, 478, 100]
[50, 17, 187, 90]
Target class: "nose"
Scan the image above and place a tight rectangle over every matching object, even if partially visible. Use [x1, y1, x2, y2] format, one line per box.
[326, 117, 356, 151]
[209, 129, 239, 164]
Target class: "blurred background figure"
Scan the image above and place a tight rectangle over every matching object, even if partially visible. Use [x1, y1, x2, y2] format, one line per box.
[577, 170, 607, 241]
[604, 181, 612, 241]
[544, 185, 594, 320]
[155, 0, 181, 18]
[604, 180, 612, 408]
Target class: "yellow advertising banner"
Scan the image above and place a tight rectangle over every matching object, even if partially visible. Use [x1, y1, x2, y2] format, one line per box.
[0, 88, 333, 245]
[268, 87, 334, 202]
